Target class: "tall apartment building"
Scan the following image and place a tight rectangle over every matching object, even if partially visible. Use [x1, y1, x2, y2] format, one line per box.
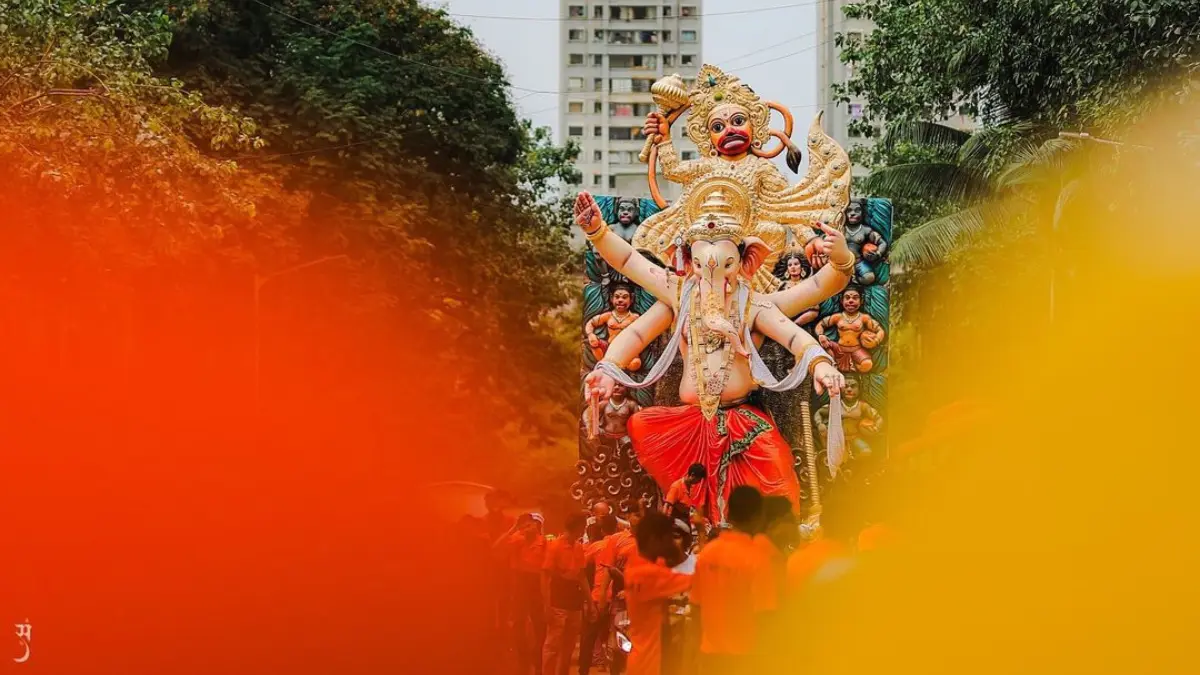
[559, 1, 703, 200]
[818, 0, 978, 176]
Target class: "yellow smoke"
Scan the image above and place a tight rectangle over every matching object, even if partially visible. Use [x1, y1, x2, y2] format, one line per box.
[777, 100, 1200, 674]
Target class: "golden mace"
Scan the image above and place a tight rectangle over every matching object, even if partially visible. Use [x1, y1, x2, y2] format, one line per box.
[637, 74, 690, 164]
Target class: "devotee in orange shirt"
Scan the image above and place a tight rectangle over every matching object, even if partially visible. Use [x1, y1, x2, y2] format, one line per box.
[580, 513, 620, 675]
[496, 513, 547, 675]
[663, 463, 707, 521]
[691, 486, 774, 675]
[541, 512, 592, 675]
[624, 511, 693, 675]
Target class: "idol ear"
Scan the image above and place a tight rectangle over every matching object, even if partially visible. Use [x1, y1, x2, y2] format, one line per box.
[740, 237, 771, 278]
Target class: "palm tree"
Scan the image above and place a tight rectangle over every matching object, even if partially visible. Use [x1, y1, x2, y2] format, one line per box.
[864, 121, 1081, 269]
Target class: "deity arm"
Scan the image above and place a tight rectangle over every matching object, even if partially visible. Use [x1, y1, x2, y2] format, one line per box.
[657, 139, 706, 183]
[814, 405, 829, 435]
[754, 301, 827, 359]
[600, 301, 674, 370]
[862, 315, 887, 347]
[864, 403, 884, 430]
[588, 228, 678, 307]
[585, 312, 611, 340]
[762, 264, 852, 318]
[867, 228, 890, 258]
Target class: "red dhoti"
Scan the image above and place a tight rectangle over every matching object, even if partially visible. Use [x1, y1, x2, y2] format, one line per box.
[627, 403, 799, 523]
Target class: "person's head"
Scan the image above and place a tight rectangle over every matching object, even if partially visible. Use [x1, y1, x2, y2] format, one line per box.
[685, 463, 707, 486]
[726, 485, 765, 533]
[611, 383, 628, 401]
[610, 284, 633, 312]
[671, 516, 694, 557]
[616, 197, 639, 226]
[818, 490, 861, 543]
[635, 511, 684, 566]
[843, 375, 861, 404]
[598, 513, 620, 538]
[519, 513, 544, 538]
[591, 500, 612, 519]
[845, 198, 866, 226]
[565, 511, 588, 540]
[783, 252, 809, 280]
[763, 496, 798, 548]
[841, 285, 863, 313]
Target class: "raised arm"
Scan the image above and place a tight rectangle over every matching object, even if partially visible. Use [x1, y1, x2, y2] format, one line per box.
[575, 191, 677, 307]
[584, 301, 674, 402]
[644, 113, 705, 183]
[765, 223, 854, 317]
[754, 301, 844, 396]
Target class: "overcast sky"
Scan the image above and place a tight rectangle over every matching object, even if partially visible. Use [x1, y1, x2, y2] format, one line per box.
[430, 0, 821, 139]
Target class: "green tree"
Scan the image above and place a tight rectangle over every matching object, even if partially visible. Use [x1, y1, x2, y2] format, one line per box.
[838, 0, 1200, 135]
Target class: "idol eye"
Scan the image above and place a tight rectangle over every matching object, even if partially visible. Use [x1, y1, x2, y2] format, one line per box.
[732, 114, 746, 126]
[711, 122, 724, 133]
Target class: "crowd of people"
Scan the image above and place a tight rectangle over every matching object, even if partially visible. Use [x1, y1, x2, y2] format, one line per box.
[478, 464, 895, 675]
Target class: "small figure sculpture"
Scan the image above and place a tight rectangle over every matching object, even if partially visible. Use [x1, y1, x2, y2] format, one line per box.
[778, 251, 819, 328]
[612, 196, 641, 242]
[843, 198, 889, 285]
[815, 285, 886, 373]
[585, 283, 643, 370]
[601, 384, 640, 439]
[815, 375, 883, 458]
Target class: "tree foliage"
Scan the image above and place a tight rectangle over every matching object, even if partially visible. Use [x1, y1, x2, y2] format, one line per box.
[839, 0, 1200, 135]
[0, 0, 583, 488]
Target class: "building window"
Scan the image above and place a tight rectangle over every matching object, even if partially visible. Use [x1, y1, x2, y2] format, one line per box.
[592, 54, 603, 67]
[632, 6, 656, 20]
[663, 54, 675, 67]
[594, 101, 603, 113]
[593, 174, 603, 186]
[609, 30, 634, 45]
[569, 5, 585, 18]
[682, 54, 695, 66]
[569, 53, 585, 66]
[849, 103, 864, 121]
[594, 126, 603, 138]
[609, 55, 657, 70]
[681, 6, 697, 17]
[594, 77, 605, 91]
[593, 150, 603, 162]
[610, 78, 633, 93]
[609, 127, 634, 141]
[593, 29, 604, 42]
[681, 30, 697, 43]
[638, 31, 659, 44]
[568, 29, 584, 42]
[569, 126, 584, 137]
[609, 175, 617, 189]
[568, 77, 585, 91]
[682, 151, 697, 161]
[568, 101, 584, 114]
[611, 103, 634, 117]
[663, 30, 673, 42]
[846, 31, 864, 45]
[631, 78, 653, 93]
[594, 5, 603, 19]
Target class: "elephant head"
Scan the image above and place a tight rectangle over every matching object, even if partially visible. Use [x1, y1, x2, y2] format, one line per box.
[671, 186, 772, 356]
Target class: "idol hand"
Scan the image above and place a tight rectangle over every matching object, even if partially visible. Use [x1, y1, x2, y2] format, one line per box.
[585, 369, 617, 405]
[574, 191, 604, 232]
[817, 223, 853, 269]
[812, 362, 845, 397]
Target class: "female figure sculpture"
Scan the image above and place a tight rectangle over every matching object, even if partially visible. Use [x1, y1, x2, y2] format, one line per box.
[574, 176, 854, 521]
[778, 251, 819, 329]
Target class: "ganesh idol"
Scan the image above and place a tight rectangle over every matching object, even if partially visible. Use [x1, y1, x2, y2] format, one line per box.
[574, 176, 853, 522]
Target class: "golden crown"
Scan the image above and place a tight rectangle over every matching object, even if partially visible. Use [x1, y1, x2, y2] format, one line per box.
[682, 178, 752, 246]
[685, 64, 772, 154]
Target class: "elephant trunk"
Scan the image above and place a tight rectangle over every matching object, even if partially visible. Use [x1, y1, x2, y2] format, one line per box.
[698, 273, 748, 357]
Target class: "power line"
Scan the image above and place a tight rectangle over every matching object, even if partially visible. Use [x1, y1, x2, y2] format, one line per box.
[720, 29, 820, 67]
[449, 1, 823, 22]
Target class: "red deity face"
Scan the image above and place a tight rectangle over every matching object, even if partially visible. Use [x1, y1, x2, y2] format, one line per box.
[612, 289, 632, 312]
[842, 289, 862, 313]
[708, 104, 753, 157]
